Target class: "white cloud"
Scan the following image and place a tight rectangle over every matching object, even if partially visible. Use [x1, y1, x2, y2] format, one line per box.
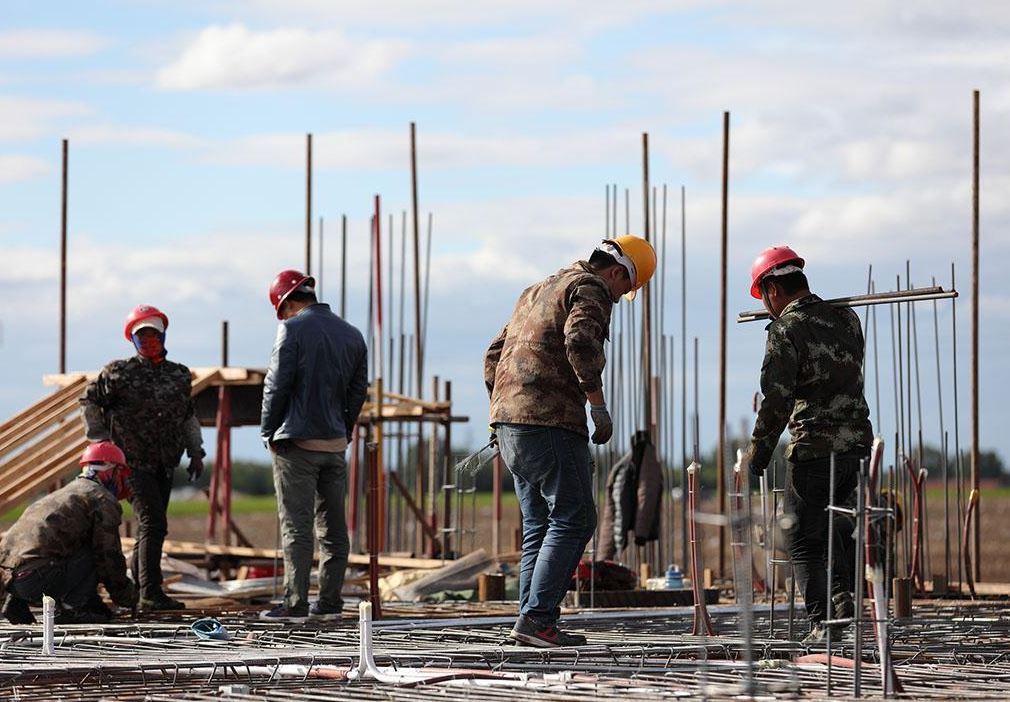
[0, 155, 49, 183]
[0, 29, 106, 59]
[157, 24, 408, 90]
[66, 125, 202, 148]
[0, 96, 92, 141]
[201, 127, 637, 170]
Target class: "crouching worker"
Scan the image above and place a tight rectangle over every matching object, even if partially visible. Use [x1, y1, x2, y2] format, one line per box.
[0, 441, 139, 624]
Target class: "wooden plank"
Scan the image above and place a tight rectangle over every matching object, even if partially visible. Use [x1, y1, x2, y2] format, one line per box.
[0, 377, 87, 437]
[0, 443, 83, 516]
[0, 421, 84, 481]
[43, 372, 97, 387]
[0, 392, 83, 456]
[189, 369, 223, 396]
[119, 537, 448, 569]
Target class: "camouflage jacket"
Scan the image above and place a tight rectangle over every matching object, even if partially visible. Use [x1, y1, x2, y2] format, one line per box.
[749, 294, 873, 471]
[81, 356, 203, 473]
[485, 261, 613, 438]
[0, 478, 136, 607]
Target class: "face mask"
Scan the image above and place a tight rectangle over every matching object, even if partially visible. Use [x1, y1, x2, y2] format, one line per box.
[81, 463, 133, 501]
[132, 331, 167, 362]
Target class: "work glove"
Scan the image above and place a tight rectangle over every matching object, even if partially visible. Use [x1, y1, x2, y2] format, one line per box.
[488, 425, 498, 448]
[589, 403, 613, 445]
[187, 454, 204, 483]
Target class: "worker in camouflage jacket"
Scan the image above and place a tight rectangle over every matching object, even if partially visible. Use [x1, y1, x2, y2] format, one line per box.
[0, 442, 138, 625]
[485, 235, 656, 648]
[80, 305, 204, 612]
[746, 246, 873, 643]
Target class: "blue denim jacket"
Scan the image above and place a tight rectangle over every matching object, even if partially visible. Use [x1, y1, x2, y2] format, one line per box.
[260, 303, 368, 443]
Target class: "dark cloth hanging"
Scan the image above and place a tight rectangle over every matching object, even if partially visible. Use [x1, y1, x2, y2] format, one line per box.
[598, 430, 664, 559]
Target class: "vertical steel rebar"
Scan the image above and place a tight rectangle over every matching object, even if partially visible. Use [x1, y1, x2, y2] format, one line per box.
[340, 214, 347, 319]
[932, 276, 949, 583]
[641, 133, 653, 437]
[952, 263, 963, 590]
[305, 133, 312, 275]
[970, 89, 980, 582]
[854, 458, 867, 698]
[681, 186, 688, 573]
[826, 452, 836, 695]
[59, 138, 68, 374]
[318, 216, 324, 301]
[717, 111, 730, 578]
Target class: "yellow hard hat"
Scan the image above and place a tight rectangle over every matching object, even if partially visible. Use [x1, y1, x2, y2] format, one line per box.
[600, 235, 657, 301]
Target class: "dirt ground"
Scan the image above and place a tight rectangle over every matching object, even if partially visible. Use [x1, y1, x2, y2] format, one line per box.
[158, 490, 1010, 585]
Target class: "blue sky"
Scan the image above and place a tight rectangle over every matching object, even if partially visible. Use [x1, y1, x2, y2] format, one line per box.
[1, 1, 1008, 467]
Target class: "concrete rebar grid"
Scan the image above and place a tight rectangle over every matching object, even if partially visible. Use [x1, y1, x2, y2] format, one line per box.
[1, 599, 1008, 700]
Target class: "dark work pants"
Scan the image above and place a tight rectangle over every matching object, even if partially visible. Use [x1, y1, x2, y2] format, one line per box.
[783, 453, 862, 625]
[272, 444, 349, 611]
[10, 550, 97, 609]
[129, 469, 174, 599]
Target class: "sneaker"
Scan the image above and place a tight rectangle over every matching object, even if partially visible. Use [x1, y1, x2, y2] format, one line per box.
[2, 596, 35, 625]
[308, 601, 343, 621]
[801, 623, 827, 644]
[259, 603, 309, 622]
[509, 614, 587, 648]
[139, 593, 186, 611]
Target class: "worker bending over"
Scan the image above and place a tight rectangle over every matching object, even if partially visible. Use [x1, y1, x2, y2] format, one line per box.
[0, 442, 138, 624]
[485, 235, 656, 647]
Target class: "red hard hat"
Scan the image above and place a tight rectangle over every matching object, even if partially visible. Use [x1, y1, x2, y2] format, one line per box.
[269, 269, 315, 319]
[80, 441, 129, 469]
[749, 246, 805, 299]
[123, 304, 169, 341]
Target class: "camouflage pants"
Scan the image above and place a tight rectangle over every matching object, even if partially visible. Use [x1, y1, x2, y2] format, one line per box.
[272, 443, 349, 611]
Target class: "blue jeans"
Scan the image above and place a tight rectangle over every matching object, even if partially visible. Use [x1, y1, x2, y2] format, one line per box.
[497, 424, 596, 626]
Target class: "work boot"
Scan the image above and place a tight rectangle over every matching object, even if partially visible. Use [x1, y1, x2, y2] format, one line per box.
[85, 593, 114, 620]
[509, 614, 587, 648]
[139, 592, 186, 611]
[55, 604, 110, 625]
[831, 592, 854, 626]
[2, 595, 35, 625]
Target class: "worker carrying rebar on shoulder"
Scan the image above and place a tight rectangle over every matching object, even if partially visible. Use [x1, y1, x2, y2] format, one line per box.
[746, 246, 873, 643]
[0, 441, 138, 625]
[80, 305, 205, 613]
[259, 270, 368, 621]
[484, 235, 656, 647]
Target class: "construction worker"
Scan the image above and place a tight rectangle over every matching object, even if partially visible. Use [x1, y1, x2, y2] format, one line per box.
[0, 441, 138, 624]
[260, 270, 368, 621]
[80, 305, 205, 612]
[485, 235, 656, 647]
[746, 246, 873, 643]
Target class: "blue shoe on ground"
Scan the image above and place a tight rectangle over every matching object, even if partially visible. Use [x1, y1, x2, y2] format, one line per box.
[309, 601, 343, 621]
[259, 603, 309, 622]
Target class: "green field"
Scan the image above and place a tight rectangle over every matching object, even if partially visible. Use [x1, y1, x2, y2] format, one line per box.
[2, 492, 522, 524]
